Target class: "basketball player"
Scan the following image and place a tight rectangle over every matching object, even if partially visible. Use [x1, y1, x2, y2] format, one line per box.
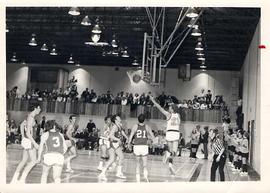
[97, 115, 111, 171]
[127, 114, 154, 182]
[37, 120, 67, 183]
[150, 96, 181, 175]
[64, 115, 77, 173]
[98, 115, 128, 180]
[240, 131, 249, 176]
[11, 104, 41, 183]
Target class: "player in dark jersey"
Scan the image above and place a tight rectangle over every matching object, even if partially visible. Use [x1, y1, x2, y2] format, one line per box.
[37, 120, 67, 183]
[11, 104, 41, 183]
[127, 114, 154, 182]
[98, 115, 128, 180]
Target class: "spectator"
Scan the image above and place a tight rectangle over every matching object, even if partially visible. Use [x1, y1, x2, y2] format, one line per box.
[193, 95, 199, 104]
[193, 101, 200, 110]
[190, 125, 200, 158]
[200, 102, 208, 110]
[114, 93, 122, 105]
[139, 93, 146, 105]
[127, 93, 134, 105]
[133, 93, 140, 105]
[201, 126, 209, 159]
[90, 89, 97, 102]
[157, 92, 167, 107]
[69, 85, 78, 101]
[178, 133, 185, 156]
[205, 90, 212, 105]
[81, 88, 90, 102]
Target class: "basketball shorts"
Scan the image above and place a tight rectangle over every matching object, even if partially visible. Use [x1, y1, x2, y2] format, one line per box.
[166, 130, 180, 142]
[133, 145, 148, 156]
[44, 153, 64, 166]
[111, 141, 121, 150]
[99, 138, 110, 149]
[21, 138, 32, 150]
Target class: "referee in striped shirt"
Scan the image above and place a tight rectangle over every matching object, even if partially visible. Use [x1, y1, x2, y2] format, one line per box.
[210, 128, 226, 181]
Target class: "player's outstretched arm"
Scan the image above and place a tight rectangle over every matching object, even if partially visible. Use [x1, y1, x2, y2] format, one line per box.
[149, 96, 170, 119]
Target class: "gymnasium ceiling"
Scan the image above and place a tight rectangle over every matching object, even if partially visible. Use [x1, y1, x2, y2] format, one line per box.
[6, 7, 260, 71]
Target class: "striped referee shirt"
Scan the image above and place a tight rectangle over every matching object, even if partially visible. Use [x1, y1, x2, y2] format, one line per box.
[212, 137, 224, 155]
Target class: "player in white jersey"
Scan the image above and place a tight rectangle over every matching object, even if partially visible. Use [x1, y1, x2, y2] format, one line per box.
[150, 96, 181, 175]
[98, 115, 128, 180]
[11, 104, 41, 183]
[64, 115, 77, 173]
[97, 115, 111, 171]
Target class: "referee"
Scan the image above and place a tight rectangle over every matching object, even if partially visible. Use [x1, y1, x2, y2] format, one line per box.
[210, 128, 226, 181]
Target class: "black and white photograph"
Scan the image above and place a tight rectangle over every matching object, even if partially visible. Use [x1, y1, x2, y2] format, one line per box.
[3, 1, 269, 191]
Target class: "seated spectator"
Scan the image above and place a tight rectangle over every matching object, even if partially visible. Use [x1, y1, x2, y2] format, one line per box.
[200, 102, 208, 110]
[193, 95, 199, 104]
[193, 101, 200, 110]
[187, 100, 193, 108]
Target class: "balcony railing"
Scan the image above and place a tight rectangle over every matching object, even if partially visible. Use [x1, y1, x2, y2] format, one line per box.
[6, 98, 222, 123]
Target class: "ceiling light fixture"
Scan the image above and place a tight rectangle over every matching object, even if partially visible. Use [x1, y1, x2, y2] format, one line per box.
[195, 42, 204, 51]
[91, 33, 101, 43]
[81, 15, 91, 26]
[29, 34, 37, 46]
[50, 44, 58, 56]
[187, 18, 198, 28]
[198, 56, 206, 61]
[40, 43, 48, 51]
[6, 28, 9, 33]
[196, 50, 204, 56]
[200, 65, 207, 69]
[132, 59, 139, 66]
[75, 61, 80, 67]
[121, 49, 129, 58]
[191, 26, 201, 36]
[92, 24, 101, 34]
[67, 54, 75, 64]
[10, 52, 18, 62]
[111, 34, 118, 48]
[186, 7, 198, 18]
[68, 7, 80, 16]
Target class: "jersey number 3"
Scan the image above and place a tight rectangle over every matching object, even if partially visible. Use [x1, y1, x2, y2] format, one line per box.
[137, 130, 146, 138]
[52, 136, 60, 147]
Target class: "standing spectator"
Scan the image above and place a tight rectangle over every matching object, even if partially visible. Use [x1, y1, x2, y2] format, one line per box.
[90, 89, 97, 103]
[86, 119, 97, 150]
[190, 125, 200, 158]
[157, 92, 167, 107]
[205, 90, 212, 106]
[210, 128, 226, 181]
[201, 126, 209, 159]
[139, 93, 146, 105]
[81, 88, 90, 102]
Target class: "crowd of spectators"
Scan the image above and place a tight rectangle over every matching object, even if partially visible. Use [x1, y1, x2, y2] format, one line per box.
[7, 85, 228, 112]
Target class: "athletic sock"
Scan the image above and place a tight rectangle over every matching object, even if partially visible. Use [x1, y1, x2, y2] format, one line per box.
[143, 168, 148, 179]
